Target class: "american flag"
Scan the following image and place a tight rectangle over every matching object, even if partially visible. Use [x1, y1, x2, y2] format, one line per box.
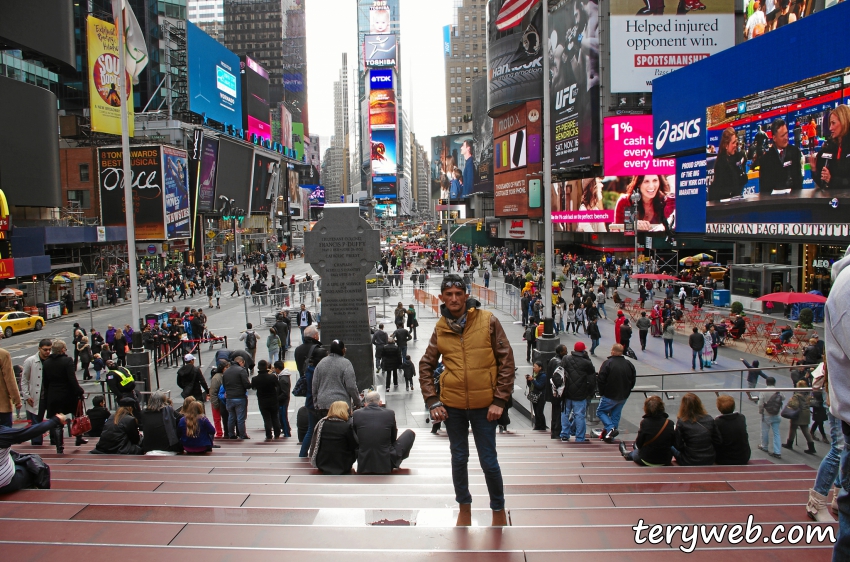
[495, 0, 540, 31]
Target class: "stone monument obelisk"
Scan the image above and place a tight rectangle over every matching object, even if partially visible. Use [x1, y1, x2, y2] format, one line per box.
[304, 204, 380, 391]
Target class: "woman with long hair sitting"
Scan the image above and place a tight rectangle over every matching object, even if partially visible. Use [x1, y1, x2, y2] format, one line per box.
[92, 398, 143, 455]
[308, 400, 358, 474]
[178, 401, 217, 454]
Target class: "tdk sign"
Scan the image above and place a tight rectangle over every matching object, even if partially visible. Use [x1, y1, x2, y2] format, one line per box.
[370, 69, 393, 90]
[655, 118, 701, 151]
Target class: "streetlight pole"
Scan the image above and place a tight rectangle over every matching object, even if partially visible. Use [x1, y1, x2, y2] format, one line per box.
[631, 191, 641, 274]
[541, 0, 554, 323]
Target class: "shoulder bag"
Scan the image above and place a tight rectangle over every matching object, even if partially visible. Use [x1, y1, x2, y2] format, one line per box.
[70, 397, 92, 437]
[780, 396, 801, 420]
[641, 419, 670, 448]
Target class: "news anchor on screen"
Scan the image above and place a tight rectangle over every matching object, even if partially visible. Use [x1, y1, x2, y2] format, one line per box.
[708, 127, 749, 201]
[759, 118, 803, 193]
[614, 175, 674, 232]
[813, 105, 850, 191]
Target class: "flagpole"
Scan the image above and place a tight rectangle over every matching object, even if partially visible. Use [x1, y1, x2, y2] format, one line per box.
[541, 0, 554, 324]
[115, 5, 142, 331]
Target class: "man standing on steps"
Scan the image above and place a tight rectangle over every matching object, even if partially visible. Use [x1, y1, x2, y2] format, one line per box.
[596, 344, 636, 444]
[420, 274, 515, 527]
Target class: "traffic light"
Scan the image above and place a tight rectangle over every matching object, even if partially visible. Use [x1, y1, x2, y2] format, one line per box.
[437, 224, 442, 232]
[476, 221, 482, 231]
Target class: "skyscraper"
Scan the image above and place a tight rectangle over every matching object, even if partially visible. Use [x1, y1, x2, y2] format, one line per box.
[187, 0, 224, 41]
[325, 54, 351, 204]
[444, 0, 486, 134]
[223, 0, 283, 93]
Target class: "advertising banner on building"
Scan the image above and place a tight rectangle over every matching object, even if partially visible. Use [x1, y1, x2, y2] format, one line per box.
[493, 101, 542, 218]
[674, 153, 707, 233]
[487, 0, 543, 114]
[306, 185, 325, 207]
[87, 16, 133, 137]
[371, 128, 397, 176]
[431, 134, 473, 201]
[603, 115, 675, 176]
[162, 146, 191, 240]
[187, 22, 242, 127]
[196, 137, 219, 213]
[443, 25, 451, 57]
[242, 56, 271, 142]
[369, 90, 396, 130]
[98, 145, 166, 240]
[548, 0, 600, 168]
[702, 68, 850, 238]
[369, 68, 394, 90]
[552, 179, 614, 232]
[472, 77, 494, 196]
[249, 152, 280, 214]
[608, 0, 735, 93]
[364, 34, 397, 67]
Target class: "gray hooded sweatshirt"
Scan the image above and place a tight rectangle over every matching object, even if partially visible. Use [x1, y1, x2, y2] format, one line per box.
[828, 246, 850, 423]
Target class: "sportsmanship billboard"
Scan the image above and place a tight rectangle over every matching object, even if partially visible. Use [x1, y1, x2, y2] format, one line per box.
[242, 56, 271, 142]
[549, 0, 600, 168]
[609, 0, 734, 93]
[87, 16, 133, 137]
[701, 69, 850, 239]
[487, 0, 543, 115]
[162, 146, 191, 240]
[187, 21, 243, 127]
[98, 146, 166, 240]
[196, 137, 219, 213]
[603, 115, 675, 176]
[493, 101, 543, 218]
[364, 34, 398, 68]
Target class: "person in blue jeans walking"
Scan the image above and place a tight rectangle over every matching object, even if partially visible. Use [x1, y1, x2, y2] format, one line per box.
[596, 287, 608, 320]
[222, 355, 251, 439]
[757, 377, 784, 459]
[808, 409, 843, 522]
[560, 341, 596, 442]
[420, 274, 516, 528]
[596, 344, 636, 443]
[587, 318, 601, 356]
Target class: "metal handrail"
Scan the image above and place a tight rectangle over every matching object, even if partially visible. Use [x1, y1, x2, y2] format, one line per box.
[634, 364, 808, 378]
[632, 387, 811, 394]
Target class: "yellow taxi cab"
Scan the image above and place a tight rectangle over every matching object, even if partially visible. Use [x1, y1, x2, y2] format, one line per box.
[0, 311, 44, 338]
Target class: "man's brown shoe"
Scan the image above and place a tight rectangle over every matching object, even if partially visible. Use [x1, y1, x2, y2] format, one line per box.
[456, 503, 472, 526]
[492, 509, 507, 527]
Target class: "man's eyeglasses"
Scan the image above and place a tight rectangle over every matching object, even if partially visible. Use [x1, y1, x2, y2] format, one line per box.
[40, 347, 52, 352]
[441, 280, 466, 290]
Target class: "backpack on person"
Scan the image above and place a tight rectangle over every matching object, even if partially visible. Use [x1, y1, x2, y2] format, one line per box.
[764, 392, 783, 415]
[550, 365, 566, 399]
[244, 331, 257, 350]
[218, 383, 226, 404]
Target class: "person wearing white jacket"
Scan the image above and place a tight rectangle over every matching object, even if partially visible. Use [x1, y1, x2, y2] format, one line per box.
[20, 339, 53, 445]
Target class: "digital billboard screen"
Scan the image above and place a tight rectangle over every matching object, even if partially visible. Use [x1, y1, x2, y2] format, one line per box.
[196, 137, 219, 213]
[373, 179, 397, 199]
[364, 34, 397, 67]
[216, 139, 254, 210]
[472, 77, 494, 195]
[487, 0, 543, 114]
[371, 128, 397, 176]
[98, 146, 166, 240]
[549, 0, 600, 168]
[187, 22, 243, 127]
[703, 68, 850, 239]
[493, 101, 543, 218]
[162, 146, 191, 240]
[603, 116, 675, 176]
[242, 56, 271, 142]
[552, 175, 675, 234]
[369, 0, 392, 33]
[369, 90, 396, 130]
[249, 152, 280, 214]
[369, 68, 394, 90]
[375, 203, 397, 218]
[431, 134, 472, 201]
[306, 185, 325, 207]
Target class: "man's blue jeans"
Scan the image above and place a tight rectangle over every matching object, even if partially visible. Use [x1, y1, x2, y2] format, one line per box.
[226, 397, 248, 438]
[692, 349, 702, 369]
[815, 412, 843, 495]
[0, 412, 12, 428]
[761, 414, 782, 455]
[596, 396, 627, 432]
[299, 408, 317, 457]
[590, 338, 600, 355]
[598, 302, 607, 319]
[560, 399, 587, 441]
[664, 339, 674, 358]
[444, 406, 505, 511]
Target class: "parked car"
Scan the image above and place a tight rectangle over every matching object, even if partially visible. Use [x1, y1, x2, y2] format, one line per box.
[708, 266, 728, 280]
[0, 311, 44, 338]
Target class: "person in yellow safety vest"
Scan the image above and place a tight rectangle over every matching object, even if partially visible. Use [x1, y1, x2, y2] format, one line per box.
[105, 360, 136, 399]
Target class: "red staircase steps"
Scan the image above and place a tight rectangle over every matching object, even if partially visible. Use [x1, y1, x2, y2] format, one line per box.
[0, 429, 836, 558]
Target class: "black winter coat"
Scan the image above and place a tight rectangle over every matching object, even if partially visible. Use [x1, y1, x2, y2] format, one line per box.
[587, 322, 601, 340]
[380, 344, 402, 370]
[562, 351, 596, 402]
[675, 414, 723, 466]
[634, 412, 675, 466]
[251, 371, 281, 410]
[93, 413, 143, 455]
[42, 353, 84, 417]
[597, 355, 636, 400]
[714, 412, 750, 465]
[314, 419, 358, 475]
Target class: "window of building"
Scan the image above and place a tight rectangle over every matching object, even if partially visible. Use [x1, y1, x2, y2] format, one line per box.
[451, 117, 456, 123]
[466, 77, 471, 82]
[78, 163, 90, 182]
[465, 67, 471, 73]
[466, 96, 471, 103]
[67, 190, 90, 209]
[473, 67, 478, 73]
[464, 15, 469, 21]
[466, 106, 471, 112]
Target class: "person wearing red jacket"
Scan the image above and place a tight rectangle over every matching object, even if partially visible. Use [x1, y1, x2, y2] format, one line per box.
[614, 310, 626, 345]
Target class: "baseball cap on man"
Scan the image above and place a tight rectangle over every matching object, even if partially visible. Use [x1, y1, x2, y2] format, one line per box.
[574, 341, 586, 352]
[184, 354, 195, 362]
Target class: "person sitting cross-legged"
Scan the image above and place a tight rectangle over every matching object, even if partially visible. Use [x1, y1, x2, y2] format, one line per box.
[619, 395, 675, 466]
[351, 391, 416, 474]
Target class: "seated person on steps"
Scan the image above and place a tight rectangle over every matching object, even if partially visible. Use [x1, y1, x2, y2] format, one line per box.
[351, 391, 416, 474]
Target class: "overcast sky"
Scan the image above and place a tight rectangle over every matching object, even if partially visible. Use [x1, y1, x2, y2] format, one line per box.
[305, 0, 455, 156]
